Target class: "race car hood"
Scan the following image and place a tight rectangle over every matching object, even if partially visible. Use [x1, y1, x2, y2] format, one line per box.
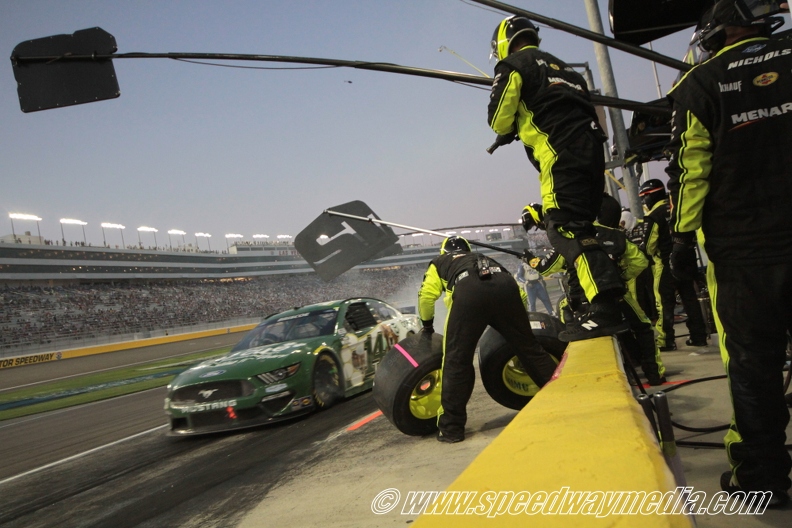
[170, 338, 331, 387]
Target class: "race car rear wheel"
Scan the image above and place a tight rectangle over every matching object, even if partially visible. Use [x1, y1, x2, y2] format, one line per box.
[478, 313, 566, 410]
[313, 353, 343, 410]
[373, 333, 444, 436]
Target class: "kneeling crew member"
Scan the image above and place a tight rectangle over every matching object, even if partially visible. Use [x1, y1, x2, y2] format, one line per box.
[418, 236, 558, 443]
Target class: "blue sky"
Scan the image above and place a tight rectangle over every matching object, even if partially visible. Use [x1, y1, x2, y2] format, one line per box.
[0, 1, 719, 247]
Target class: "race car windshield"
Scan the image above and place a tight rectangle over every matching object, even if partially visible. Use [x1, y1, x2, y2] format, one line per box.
[231, 309, 338, 351]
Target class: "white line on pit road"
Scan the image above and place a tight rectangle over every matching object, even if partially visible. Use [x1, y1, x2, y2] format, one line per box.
[0, 424, 168, 487]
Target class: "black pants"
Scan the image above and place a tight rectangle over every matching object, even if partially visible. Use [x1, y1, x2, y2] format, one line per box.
[634, 267, 657, 321]
[710, 260, 792, 492]
[438, 272, 558, 437]
[618, 294, 664, 380]
[655, 262, 677, 348]
[656, 262, 709, 347]
[674, 276, 708, 342]
[539, 131, 625, 303]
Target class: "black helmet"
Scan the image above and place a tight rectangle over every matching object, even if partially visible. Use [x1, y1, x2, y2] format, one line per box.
[638, 179, 667, 197]
[440, 236, 471, 255]
[521, 203, 545, 231]
[639, 179, 667, 209]
[697, 0, 784, 52]
[598, 194, 622, 229]
[491, 16, 541, 61]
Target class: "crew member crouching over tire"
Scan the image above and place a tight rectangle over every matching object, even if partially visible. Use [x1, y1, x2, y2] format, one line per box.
[418, 236, 557, 443]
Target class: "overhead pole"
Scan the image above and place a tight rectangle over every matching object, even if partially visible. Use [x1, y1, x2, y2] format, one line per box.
[582, 0, 642, 219]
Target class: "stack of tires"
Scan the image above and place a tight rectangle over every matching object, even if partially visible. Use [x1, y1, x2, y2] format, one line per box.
[373, 312, 566, 436]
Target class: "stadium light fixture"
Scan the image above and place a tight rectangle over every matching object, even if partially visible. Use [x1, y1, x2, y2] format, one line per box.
[224, 233, 243, 251]
[59, 218, 87, 245]
[167, 229, 186, 251]
[100, 222, 125, 248]
[137, 226, 158, 249]
[195, 232, 212, 251]
[9, 212, 42, 243]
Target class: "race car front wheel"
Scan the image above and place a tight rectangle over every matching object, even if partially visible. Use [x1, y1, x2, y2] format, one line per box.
[478, 312, 566, 410]
[373, 333, 444, 436]
[313, 353, 343, 410]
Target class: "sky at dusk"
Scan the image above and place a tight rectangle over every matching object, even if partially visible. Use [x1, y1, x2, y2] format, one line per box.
[0, 0, 757, 248]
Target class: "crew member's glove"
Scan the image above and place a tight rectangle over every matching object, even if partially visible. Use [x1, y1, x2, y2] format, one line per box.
[522, 249, 536, 263]
[421, 319, 434, 335]
[486, 132, 518, 154]
[669, 233, 697, 281]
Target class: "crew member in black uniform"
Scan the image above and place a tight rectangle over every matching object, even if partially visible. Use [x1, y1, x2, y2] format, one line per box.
[665, 0, 791, 507]
[418, 236, 557, 443]
[638, 179, 709, 351]
[626, 219, 658, 322]
[521, 197, 666, 385]
[488, 16, 626, 342]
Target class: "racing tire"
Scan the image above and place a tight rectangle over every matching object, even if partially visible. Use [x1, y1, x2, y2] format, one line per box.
[313, 353, 343, 410]
[373, 332, 444, 436]
[477, 312, 566, 410]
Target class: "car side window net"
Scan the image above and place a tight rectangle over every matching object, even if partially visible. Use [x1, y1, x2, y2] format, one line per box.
[345, 302, 378, 332]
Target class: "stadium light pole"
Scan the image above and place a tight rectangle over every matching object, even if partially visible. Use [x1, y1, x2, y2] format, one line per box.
[195, 232, 212, 252]
[101, 222, 125, 248]
[137, 226, 158, 249]
[167, 229, 186, 251]
[225, 233, 243, 251]
[60, 218, 87, 246]
[9, 213, 42, 244]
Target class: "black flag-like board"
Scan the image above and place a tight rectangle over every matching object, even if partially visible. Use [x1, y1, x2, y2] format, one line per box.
[12, 27, 120, 113]
[295, 200, 402, 281]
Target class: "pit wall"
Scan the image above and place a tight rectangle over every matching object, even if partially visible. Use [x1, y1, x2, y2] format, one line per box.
[413, 336, 694, 527]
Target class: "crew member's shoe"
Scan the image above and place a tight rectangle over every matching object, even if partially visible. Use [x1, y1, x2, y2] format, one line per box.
[646, 375, 667, 386]
[557, 302, 628, 342]
[685, 338, 708, 347]
[720, 471, 790, 509]
[659, 342, 677, 352]
[437, 431, 464, 444]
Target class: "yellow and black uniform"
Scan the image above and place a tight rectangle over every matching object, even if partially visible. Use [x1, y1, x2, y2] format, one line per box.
[666, 30, 792, 496]
[640, 193, 708, 350]
[418, 242, 556, 442]
[488, 18, 625, 342]
[525, 213, 665, 384]
[627, 219, 658, 322]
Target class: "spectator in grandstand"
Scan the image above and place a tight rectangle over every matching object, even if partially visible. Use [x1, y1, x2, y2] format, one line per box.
[0, 267, 419, 351]
[664, 0, 791, 507]
[488, 15, 625, 342]
[418, 236, 557, 443]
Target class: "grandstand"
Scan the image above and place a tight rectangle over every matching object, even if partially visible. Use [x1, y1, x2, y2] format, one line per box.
[0, 231, 545, 356]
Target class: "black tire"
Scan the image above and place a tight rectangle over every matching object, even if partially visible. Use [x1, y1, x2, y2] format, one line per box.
[477, 312, 566, 410]
[373, 333, 444, 436]
[313, 353, 343, 410]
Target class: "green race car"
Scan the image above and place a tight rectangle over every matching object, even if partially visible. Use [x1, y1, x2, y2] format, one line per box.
[165, 298, 420, 435]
